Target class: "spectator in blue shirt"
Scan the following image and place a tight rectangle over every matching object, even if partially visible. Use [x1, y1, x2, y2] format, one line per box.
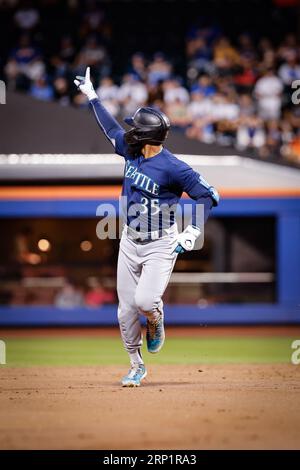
[30, 76, 54, 101]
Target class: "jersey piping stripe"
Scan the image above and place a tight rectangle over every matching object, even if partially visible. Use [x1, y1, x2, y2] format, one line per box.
[90, 101, 116, 147]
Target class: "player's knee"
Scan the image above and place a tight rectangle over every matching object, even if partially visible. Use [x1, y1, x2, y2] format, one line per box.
[134, 291, 157, 314]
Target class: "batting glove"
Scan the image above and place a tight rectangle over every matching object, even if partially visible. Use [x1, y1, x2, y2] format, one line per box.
[174, 225, 201, 254]
[74, 66, 98, 101]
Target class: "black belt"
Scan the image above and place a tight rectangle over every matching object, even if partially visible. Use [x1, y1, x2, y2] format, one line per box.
[125, 225, 176, 244]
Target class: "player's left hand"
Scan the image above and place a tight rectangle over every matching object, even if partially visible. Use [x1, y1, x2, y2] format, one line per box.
[173, 225, 201, 254]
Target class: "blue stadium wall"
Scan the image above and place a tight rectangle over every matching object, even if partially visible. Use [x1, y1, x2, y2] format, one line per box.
[0, 193, 299, 326]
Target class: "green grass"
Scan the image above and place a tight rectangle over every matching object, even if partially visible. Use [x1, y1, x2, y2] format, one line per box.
[1, 336, 296, 366]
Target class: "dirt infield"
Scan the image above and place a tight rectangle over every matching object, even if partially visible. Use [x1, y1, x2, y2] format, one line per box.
[1, 363, 299, 449]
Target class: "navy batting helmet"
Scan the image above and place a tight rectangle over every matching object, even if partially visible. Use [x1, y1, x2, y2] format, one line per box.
[124, 107, 170, 149]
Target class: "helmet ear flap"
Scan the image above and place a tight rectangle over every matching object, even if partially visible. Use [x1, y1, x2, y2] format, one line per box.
[124, 128, 139, 145]
[124, 128, 144, 156]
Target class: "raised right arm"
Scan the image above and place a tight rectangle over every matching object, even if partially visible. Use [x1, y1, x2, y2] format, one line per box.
[74, 67, 125, 151]
[89, 98, 124, 148]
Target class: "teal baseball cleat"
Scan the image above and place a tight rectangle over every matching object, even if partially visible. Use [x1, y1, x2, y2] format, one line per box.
[121, 364, 147, 387]
[146, 312, 165, 354]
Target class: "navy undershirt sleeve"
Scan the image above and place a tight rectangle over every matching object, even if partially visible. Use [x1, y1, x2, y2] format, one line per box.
[170, 158, 219, 229]
[193, 195, 213, 226]
[89, 98, 128, 156]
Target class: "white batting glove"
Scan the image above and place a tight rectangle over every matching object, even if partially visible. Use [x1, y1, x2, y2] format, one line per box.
[174, 225, 201, 254]
[74, 66, 98, 101]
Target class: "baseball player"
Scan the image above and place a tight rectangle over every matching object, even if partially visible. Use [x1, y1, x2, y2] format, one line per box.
[74, 67, 219, 387]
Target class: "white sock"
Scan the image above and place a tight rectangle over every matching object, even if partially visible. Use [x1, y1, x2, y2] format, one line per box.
[129, 349, 144, 367]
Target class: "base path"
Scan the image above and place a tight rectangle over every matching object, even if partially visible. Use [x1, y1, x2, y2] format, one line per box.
[0, 364, 299, 449]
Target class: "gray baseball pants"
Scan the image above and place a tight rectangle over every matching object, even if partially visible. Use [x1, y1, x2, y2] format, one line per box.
[117, 224, 178, 357]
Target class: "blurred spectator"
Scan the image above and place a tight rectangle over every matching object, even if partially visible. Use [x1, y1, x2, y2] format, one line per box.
[212, 95, 240, 147]
[258, 38, 276, 70]
[238, 94, 256, 117]
[277, 33, 298, 62]
[96, 77, 119, 116]
[282, 135, 300, 164]
[30, 76, 54, 101]
[191, 75, 216, 97]
[234, 57, 257, 93]
[264, 120, 283, 158]
[53, 77, 71, 106]
[75, 35, 109, 78]
[147, 52, 172, 85]
[14, 0, 40, 32]
[80, 0, 110, 40]
[51, 36, 76, 78]
[278, 50, 300, 87]
[186, 37, 213, 76]
[236, 116, 266, 151]
[237, 34, 257, 61]
[165, 98, 190, 129]
[85, 278, 114, 307]
[163, 78, 189, 104]
[186, 117, 215, 144]
[254, 68, 283, 120]
[147, 80, 164, 106]
[187, 91, 212, 119]
[213, 37, 240, 74]
[2, 2, 300, 167]
[118, 74, 148, 116]
[5, 34, 44, 90]
[54, 281, 84, 309]
[72, 91, 89, 108]
[210, 93, 239, 122]
[128, 53, 147, 81]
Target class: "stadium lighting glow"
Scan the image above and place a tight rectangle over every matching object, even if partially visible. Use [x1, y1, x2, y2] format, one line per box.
[80, 240, 92, 252]
[38, 239, 51, 252]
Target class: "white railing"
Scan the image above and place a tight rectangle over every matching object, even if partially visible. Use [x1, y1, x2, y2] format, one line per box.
[1, 273, 275, 289]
